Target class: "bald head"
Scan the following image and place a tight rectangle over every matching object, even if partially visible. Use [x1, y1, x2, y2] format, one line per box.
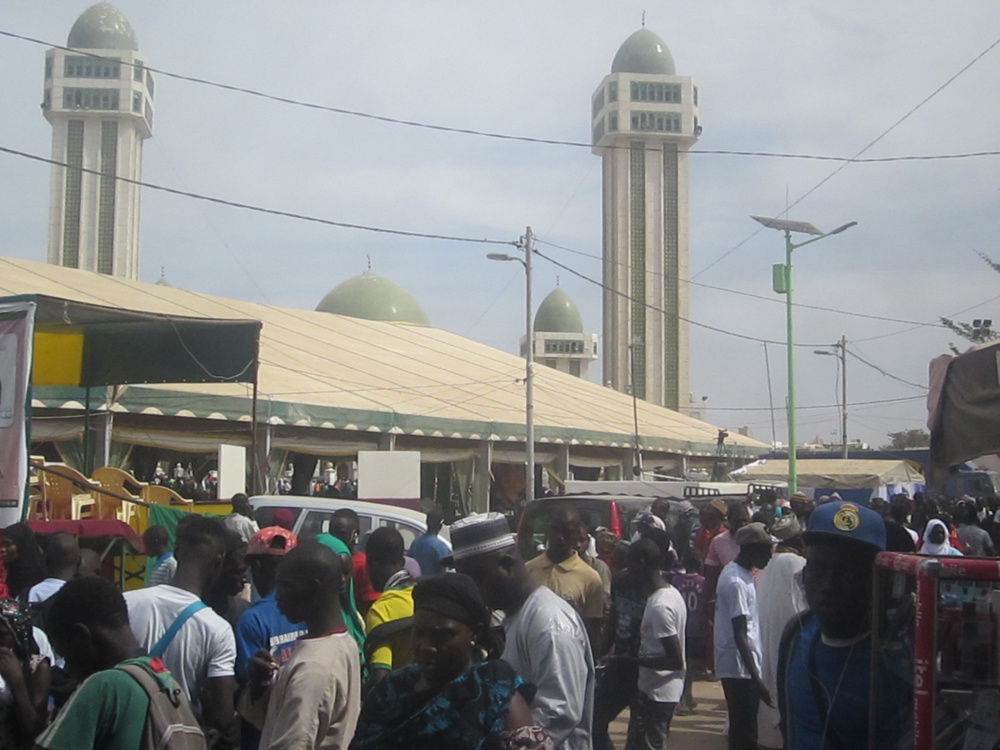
[275, 541, 344, 627]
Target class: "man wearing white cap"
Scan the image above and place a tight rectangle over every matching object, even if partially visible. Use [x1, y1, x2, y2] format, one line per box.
[451, 513, 595, 750]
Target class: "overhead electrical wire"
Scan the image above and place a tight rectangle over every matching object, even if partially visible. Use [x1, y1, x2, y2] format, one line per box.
[845, 347, 927, 391]
[703, 395, 924, 412]
[690, 33, 1000, 280]
[532, 247, 829, 348]
[0, 145, 516, 247]
[3, 29, 1000, 165]
[534, 236, 942, 328]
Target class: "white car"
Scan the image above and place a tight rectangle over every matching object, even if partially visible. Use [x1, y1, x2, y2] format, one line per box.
[248, 495, 447, 551]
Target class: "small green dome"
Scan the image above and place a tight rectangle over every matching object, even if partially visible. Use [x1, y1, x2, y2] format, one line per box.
[535, 288, 583, 333]
[611, 29, 675, 75]
[67, 3, 138, 51]
[316, 272, 430, 326]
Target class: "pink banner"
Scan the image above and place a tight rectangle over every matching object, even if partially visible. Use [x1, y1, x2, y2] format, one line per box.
[0, 302, 35, 527]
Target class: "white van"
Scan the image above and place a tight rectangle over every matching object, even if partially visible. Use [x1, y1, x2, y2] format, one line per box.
[249, 495, 444, 551]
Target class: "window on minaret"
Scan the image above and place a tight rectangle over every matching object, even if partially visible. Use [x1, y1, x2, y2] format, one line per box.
[134, 60, 144, 82]
[592, 89, 605, 118]
[609, 81, 618, 102]
[65, 56, 120, 79]
[44, 57, 52, 79]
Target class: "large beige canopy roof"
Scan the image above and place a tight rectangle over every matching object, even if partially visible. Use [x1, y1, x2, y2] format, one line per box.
[735, 459, 924, 489]
[0, 257, 767, 457]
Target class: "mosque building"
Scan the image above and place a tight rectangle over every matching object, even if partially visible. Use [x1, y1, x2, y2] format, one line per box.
[315, 271, 431, 326]
[43, 2, 152, 280]
[591, 27, 700, 410]
[521, 287, 598, 379]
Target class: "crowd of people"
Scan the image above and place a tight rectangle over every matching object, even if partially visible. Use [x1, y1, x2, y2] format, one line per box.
[0, 487, 994, 749]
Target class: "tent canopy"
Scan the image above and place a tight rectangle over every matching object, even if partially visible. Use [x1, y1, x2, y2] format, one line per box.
[735, 459, 925, 490]
[0, 257, 769, 457]
[928, 344, 1000, 484]
[1, 294, 260, 387]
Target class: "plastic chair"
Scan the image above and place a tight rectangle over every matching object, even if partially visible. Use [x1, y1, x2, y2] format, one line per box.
[142, 483, 194, 508]
[39, 464, 99, 520]
[91, 467, 147, 524]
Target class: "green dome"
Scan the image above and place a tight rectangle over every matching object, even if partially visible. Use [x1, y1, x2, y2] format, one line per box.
[316, 272, 430, 326]
[534, 288, 583, 333]
[67, 3, 138, 51]
[611, 29, 675, 75]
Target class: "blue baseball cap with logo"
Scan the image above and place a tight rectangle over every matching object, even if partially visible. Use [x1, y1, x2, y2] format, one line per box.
[802, 500, 886, 551]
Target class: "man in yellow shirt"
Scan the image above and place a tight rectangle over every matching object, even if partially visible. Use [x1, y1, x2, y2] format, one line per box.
[526, 507, 605, 651]
[363, 527, 415, 695]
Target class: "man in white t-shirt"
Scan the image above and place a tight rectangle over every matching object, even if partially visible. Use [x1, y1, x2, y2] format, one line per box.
[610, 538, 687, 750]
[125, 515, 236, 739]
[223, 493, 260, 544]
[27, 532, 80, 604]
[715, 522, 773, 750]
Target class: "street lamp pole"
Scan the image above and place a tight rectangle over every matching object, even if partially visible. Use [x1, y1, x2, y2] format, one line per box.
[752, 216, 857, 494]
[814, 336, 848, 459]
[487, 225, 535, 504]
[524, 227, 535, 504]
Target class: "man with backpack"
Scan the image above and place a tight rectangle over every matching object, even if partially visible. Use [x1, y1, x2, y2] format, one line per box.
[35, 575, 206, 749]
[124, 516, 237, 742]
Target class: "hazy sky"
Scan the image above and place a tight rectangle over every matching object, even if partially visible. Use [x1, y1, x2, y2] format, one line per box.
[3, 1, 1000, 449]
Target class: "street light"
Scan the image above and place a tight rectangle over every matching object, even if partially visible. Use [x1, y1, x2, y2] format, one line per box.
[751, 216, 857, 494]
[487, 226, 535, 504]
[813, 336, 847, 459]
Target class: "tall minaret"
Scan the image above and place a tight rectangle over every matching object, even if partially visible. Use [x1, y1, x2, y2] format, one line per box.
[43, 2, 153, 280]
[592, 28, 700, 410]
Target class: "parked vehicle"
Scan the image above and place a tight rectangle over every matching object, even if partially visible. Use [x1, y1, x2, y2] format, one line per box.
[516, 494, 700, 559]
[249, 496, 445, 551]
[941, 470, 1000, 502]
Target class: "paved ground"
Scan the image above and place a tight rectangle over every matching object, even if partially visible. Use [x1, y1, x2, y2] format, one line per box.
[608, 679, 729, 749]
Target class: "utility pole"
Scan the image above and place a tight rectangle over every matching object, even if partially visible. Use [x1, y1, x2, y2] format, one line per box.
[524, 227, 535, 503]
[814, 336, 848, 459]
[838, 335, 847, 460]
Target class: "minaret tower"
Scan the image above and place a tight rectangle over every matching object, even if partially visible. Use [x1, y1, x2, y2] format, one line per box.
[43, 2, 153, 280]
[592, 27, 700, 410]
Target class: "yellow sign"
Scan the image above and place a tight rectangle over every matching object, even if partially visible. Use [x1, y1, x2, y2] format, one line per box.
[33, 329, 84, 386]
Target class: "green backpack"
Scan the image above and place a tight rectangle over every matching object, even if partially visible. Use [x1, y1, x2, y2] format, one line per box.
[116, 663, 207, 750]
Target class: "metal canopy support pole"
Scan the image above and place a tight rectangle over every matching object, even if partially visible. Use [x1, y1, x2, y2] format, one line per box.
[249, 377, 259, 495]
[83, 387, 92, 477]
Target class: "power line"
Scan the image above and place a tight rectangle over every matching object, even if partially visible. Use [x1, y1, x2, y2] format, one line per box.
[534, 236, 941, 328]
[5, 29, 1000, 165]
[703, 395, 924, 412]
[532, 247, 829, 348]
[690, 33, 1000, 280]
[0, 145, 516, 246]
[844, 346, 927, 391]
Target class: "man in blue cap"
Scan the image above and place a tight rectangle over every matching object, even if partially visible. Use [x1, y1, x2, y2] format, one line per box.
[777, 501, 910, 750]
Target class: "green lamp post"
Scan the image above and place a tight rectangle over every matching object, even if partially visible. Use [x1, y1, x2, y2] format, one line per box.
[751, 216, 857, 494]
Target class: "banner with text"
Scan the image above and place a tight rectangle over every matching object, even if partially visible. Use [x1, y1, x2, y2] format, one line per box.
[0, 302, 35, 526]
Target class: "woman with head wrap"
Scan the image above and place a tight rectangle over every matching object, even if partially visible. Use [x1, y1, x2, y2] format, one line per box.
[350, 573, 552, 750]
[315, 532, 366, 658]
[920, 518, 964, 556]
[0, 600, 51, 748]
[0, 524, 46, 600]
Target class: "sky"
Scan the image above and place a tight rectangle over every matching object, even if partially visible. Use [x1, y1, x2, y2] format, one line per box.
[2, 1, 1000, 450]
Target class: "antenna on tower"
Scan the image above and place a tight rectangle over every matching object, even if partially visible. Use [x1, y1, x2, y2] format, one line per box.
[556, 275, 561, 287]
[366, 254, 372, 271]
[641, 10, 646, 27]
